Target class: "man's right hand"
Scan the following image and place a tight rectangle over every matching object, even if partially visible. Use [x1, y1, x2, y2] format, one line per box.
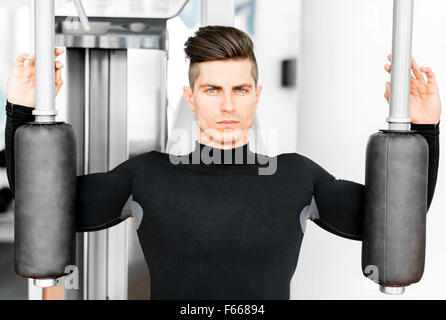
[6, 48, 65, 108]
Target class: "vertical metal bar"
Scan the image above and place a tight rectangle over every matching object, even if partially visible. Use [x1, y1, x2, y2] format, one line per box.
[200, 0, 207, 25]
[27, 0, 43, 300]
[107, 50, 129, 300]
[88, 50, 109, 172]
[33, 0, 57, 123]
[87, 231, 107, 299]
[63, 48, 86, 300]
[31, 0, 59, 290]
[160, 52, 168, 153]
[86, 49, 110, 300]
[201, 0, 235, 26]
[83, 48, 90, 300]
[387, 0, 414, 131]
[84, 48, 90, 176]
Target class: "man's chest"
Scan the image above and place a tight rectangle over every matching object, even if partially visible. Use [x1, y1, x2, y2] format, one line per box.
[132, 163, 312, 261]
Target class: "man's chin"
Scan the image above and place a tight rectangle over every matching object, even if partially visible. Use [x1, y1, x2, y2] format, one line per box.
[220, 134, 245, 146]
[200, 128, 247, 146]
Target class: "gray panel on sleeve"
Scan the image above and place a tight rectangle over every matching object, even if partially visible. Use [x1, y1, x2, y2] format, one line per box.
[120, 195, 144, 230]
[299, 196, 319, 233]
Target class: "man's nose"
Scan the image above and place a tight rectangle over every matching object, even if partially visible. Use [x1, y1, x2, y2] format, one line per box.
[220, 92, 235, 113]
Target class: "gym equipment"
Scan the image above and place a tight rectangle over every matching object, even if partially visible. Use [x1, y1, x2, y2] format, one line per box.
[55, 0, 188, 300]
[56, 0, 252, 300]
[14, 0, 80, 288]
[361, 0, 429, 295]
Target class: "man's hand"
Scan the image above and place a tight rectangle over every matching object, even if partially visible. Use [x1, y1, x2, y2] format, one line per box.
[384, 54, 441, 125]
[6, 48, 65, 108]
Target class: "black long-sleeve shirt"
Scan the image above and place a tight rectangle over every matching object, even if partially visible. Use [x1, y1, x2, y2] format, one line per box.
[4, 101, 440, 299]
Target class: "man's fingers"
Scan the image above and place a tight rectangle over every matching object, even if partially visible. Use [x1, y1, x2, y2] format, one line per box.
[16, 49, 62, 63]
[16, 49, 63, 69]
[15, 53, 33, 66]
[411, 57, 423, 80]
[55, 68, 63, 86]
[55, 47, 65, 57]
[420, 66, 437, 86]
[55, 63, 64, 88]
[384, 81, 390, 102]
[55, 61, 64, 70]
[385, 55, 424, 81]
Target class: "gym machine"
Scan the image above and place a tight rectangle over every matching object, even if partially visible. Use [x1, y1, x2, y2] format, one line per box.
[56, 0, 188, 300]
[17, 0, 247, 300]
[362, 0, 428, 295]
[15, 0, 425, 299]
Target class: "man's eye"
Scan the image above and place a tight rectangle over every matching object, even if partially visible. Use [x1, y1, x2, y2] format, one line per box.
[207, 88, 217, 94]
[236, 89, 247, 93]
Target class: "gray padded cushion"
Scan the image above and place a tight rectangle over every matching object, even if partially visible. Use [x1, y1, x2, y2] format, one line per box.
[362, 131, 428, 286]
[14, 122, 77, 278]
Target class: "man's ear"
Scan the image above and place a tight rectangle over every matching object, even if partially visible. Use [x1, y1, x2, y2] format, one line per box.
[183, 86, 196, 112]
[254, 85, 263, 109]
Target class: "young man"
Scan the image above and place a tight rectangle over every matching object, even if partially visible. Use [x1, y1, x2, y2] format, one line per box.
[5, 26, 441, 299]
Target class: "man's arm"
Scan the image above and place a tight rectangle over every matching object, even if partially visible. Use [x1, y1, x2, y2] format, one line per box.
[411, 122, 440, 209]
[299, 123, 440, 241]
[5, 101, 147, 232]
[299, 153, 365, 241]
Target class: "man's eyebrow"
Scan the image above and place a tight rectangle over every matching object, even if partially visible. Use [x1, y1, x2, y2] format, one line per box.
[198, 83, 253, 89]
[233, 84, 253, 89]
[198, 83, 221, 89]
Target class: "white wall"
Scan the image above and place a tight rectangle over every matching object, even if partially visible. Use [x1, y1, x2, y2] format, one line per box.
[253, 0, 300, 154]
[165, 15, 198, 137]
[294, 0, 445, 299]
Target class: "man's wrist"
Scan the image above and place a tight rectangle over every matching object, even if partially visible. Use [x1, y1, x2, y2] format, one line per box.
[6, 100, 35, 119]
[410, 121, 440, 134]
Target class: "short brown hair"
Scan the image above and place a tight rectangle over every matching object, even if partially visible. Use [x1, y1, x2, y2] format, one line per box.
[184, 26, 259, 90]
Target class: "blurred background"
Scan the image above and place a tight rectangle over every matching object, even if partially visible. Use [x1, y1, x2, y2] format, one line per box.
[0, 0, 444, 299]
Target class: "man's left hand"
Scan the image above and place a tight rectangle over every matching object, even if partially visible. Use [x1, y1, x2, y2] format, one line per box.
[384, 54, 441, 125]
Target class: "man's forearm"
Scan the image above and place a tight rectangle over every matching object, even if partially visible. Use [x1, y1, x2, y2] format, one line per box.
[410, 122, 440, 211]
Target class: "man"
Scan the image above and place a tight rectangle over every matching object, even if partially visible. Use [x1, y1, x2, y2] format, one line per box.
[5, 26, 441, 299]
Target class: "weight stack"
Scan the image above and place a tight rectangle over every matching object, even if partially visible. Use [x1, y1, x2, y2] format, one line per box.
[14, 122, 77, 284]
[361, 130, 428, 294]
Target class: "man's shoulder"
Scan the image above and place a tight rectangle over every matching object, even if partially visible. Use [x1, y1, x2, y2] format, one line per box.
[275, 151, 306, 162]
[255, 151, 310, 171]
[126, 150, 164, 166]
[273, 152, 322, 174]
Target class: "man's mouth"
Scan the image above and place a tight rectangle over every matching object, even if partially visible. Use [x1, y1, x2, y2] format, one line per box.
[217, 120, 239, 124]
[217, 120, 239, 128]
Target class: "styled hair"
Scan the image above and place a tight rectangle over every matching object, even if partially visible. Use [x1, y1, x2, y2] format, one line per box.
[184, 25, 259, 90]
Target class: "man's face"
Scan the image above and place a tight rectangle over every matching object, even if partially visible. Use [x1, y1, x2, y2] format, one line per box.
[183, 59, 263, 148]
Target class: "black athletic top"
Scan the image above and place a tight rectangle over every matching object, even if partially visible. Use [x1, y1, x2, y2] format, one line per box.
[5, 101, 440, 299]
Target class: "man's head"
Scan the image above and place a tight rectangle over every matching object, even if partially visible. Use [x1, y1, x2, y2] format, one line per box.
[183, 26, 263, 149]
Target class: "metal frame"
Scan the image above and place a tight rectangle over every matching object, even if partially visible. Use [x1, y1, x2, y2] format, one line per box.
[33, 0, 56, 123]
[80, 49, 129, 300]
[387, 0, 414, 131]
[29, 0, 90, 291]
[380, 0, 415, 295]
